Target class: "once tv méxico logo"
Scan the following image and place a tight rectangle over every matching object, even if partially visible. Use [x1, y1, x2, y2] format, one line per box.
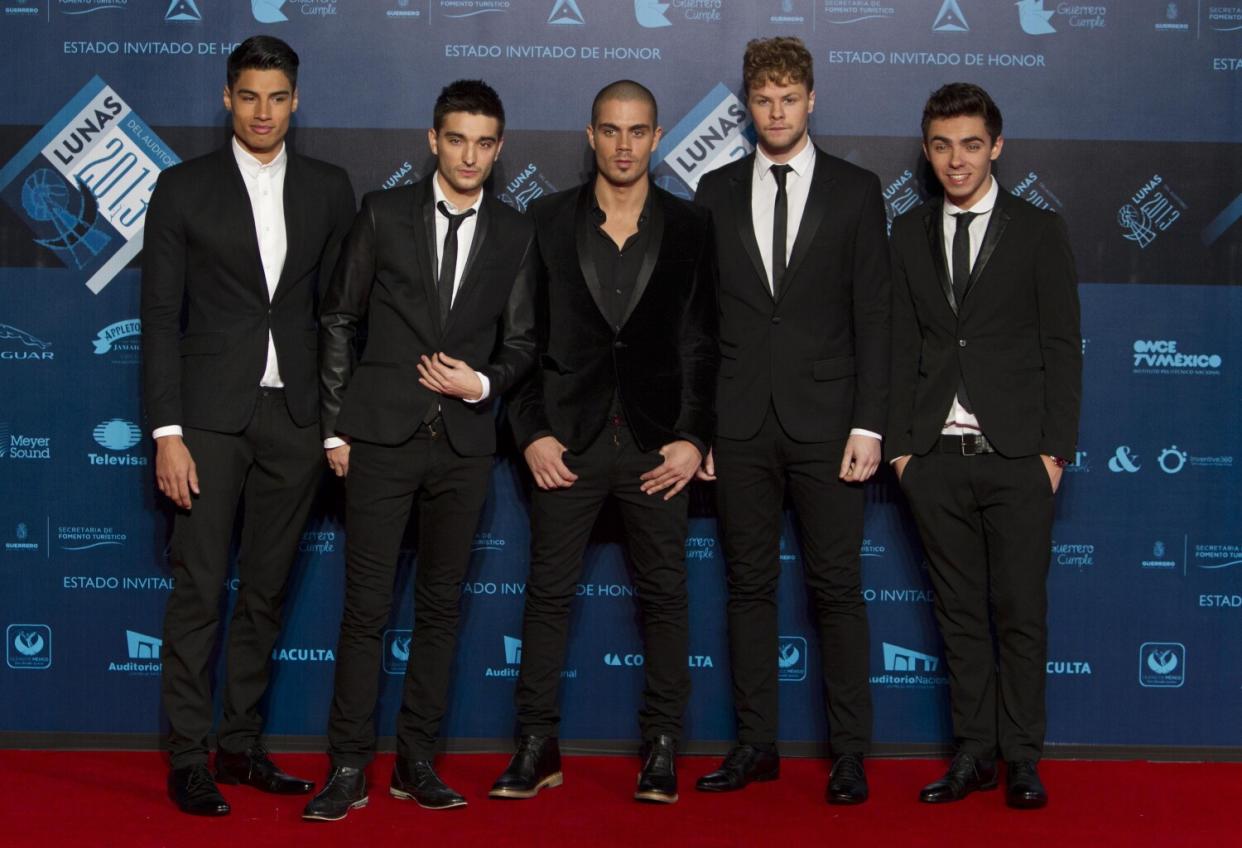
[1132, 340, 1222, 373]
[7, 624, 52, 670]
[1139, 642, 1185, 687]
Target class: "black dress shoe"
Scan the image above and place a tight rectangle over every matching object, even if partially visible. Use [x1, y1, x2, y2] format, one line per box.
[390, 759, 467, 810]
[489, 735, 563, 799]
[695, 744, 780, 792]
[302, 766, 368, 821]
[1006, 760, 1048, 809]
[168, 764, 230, 816]
[826, 753, 868, 805]
[215, 745, 314, 794]
[919, 752, 998, 803]
[634, 734, 678, 804]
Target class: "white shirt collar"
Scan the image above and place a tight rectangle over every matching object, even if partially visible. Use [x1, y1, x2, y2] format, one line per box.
[432, 173, 484, 215]
[232, 136, 286, 179]
[944, 174, 999, 218]
[755, 136, 816, 181]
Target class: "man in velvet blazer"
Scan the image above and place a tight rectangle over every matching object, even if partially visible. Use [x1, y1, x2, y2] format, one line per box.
[141, 37, 355, 816]
[303, 81, 536, 820]
[492, 81, 717, 805]
[887, 84, 1080, 809]
[693, 38, 888, 804]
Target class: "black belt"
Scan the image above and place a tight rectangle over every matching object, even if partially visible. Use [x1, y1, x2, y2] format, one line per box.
[937, 433, 996, 456]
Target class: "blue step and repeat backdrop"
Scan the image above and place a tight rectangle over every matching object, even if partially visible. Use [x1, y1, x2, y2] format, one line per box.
[1, 1, 1239, 753]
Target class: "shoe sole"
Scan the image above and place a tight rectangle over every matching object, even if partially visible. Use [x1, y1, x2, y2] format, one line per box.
[826, 792, 868, 805]
[634, 789, 679, 804]
[389, 786, 468, 810]
[488, 771, 564, 799]
[919, 780, 999, 803]
[694, 769, 780, 793]
[1006, 793, 1047, 810]
[301, 796, 369, 822]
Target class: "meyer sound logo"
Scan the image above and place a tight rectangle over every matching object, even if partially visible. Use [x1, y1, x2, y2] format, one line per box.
[1139, 641, 1184, 687]
[872, 641, 948, 687]
[0, 323, 54, 361]
[778, 635, 806, 682]
[1209, 4, 1242, 31]
[1132, 340, 1222, 375]
[164, 0, 201, 21]
[1195, 543, 1242, 572]
[384, 629, 411, 675]
[1154, 2, 1191, 31]
[0, 422, 53, 461]
[652, 83, 753, 199]
[547, 0, 584, 25]
[0, 77, 180, 295]
[92, 318, 141, 363]
[1118, 174, 1186, 249]
[7, 624, 52, 670]
[108, 628, 161, 674]
[58, 0, 128, 15]
[932, 0, 968, 32]
[499, 162, 556, 213]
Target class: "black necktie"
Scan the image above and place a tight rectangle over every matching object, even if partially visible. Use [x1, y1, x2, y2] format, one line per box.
[770, 164, 793, 297]
[952, 211, 978, 412]
[436, 200, 476, 324]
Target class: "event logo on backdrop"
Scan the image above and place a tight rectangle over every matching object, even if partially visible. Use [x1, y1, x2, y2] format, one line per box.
[6, 624, 52, 670]
[91, 319, 141, 365]
[1209, 4, 1242, 30]
[778, 636, 807, 683]
[0, 422, 53, 462]
[932, 0, 968, 32]
[1118, 175, 1186, 249]
[383, 629, 411, 675]
[547, 0, 584, 25]
[872, 642, 948, 688]
[4, 521, 40, 554]
[164, 0, 201, 22]
[0, 77, 179, 295]
[650, 84, 753, 199]
[1139, 642, 1185, 687]
[109, 629, 162, 675]
[0, 323, 54, 361]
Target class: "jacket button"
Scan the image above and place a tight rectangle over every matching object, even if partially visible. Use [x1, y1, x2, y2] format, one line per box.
[959, 339, 967, 347]
[614, 341, 627, 349]
[771, 316, 782, 325]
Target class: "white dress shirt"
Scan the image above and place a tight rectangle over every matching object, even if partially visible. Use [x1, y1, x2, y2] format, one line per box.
[752, 139, 880, 443]
[940, 175, 999, 436]
[153, 138, 288, 441]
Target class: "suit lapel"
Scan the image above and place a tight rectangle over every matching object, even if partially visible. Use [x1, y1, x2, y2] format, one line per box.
[922, 199, 956, 314]
[728, 158, 769, 296]
[573, 185, 611, 322]
[962, 190, 1011, 302]
[270, 152, 303, 308]
[619, 189, 665, 327]
[442, 196, 490, 333]
[778, 148, 831, 303]
[417, 177, 444, 333]
[221, 147, 266, 302]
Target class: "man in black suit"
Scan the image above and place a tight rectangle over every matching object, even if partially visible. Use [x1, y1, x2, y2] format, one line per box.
[142, 36, 355, 816]
[693, 37, 888, 804]
[301, 80, 536, 821]
[489, 80, 718, 805]
[887, 83, 1081, 809]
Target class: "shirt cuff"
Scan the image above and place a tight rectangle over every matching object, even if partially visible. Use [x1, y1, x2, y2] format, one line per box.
[850, 428, 882, 441]
[152, 425, 183, 440]
[463, 371, 490, 404]
[676, 432, 707, 457]
[323, 437, 347, 450]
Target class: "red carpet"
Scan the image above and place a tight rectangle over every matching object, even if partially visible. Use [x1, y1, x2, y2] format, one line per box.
[0, 751, 1235, 847]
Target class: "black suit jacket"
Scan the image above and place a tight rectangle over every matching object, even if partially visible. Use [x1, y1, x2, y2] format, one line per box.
[142, 144, 355, 433]
[695, 145, 890, 443]
[319, 175, 537, 456]
[886, 189, 1082, 461]
[508, 183, 718, 454]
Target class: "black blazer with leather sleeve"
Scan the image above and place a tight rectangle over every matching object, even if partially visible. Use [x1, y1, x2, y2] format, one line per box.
[885, 190, 1082, 462]
[142, 145, 356, 433]
[319, 175, 537, 456]
[507, 183, 719, 454]
[694, 146, 890, 444]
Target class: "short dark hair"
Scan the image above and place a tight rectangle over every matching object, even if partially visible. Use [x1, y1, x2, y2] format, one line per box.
[743, 37, 813, 96]
[227, 36, 299, 90]
[433, 80, 506, 137]
[921, 82, 1003, 142]
[590, 80, 658, 128]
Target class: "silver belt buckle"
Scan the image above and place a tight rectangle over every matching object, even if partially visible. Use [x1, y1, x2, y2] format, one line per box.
[960, 434, 980, 456]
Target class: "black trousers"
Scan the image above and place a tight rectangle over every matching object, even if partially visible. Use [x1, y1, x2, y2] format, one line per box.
[161, 389, 324, 768]
[714, 407, 872, 754]
[326, 427, 491, 766]
[900, 450, 1054, 761]
[515, 420, 691, 741]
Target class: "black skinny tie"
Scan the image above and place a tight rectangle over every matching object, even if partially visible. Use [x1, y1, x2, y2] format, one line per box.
[952, 211, 978, 412]
[770, 164, 793, 297]
[437, 201, 476, 324]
